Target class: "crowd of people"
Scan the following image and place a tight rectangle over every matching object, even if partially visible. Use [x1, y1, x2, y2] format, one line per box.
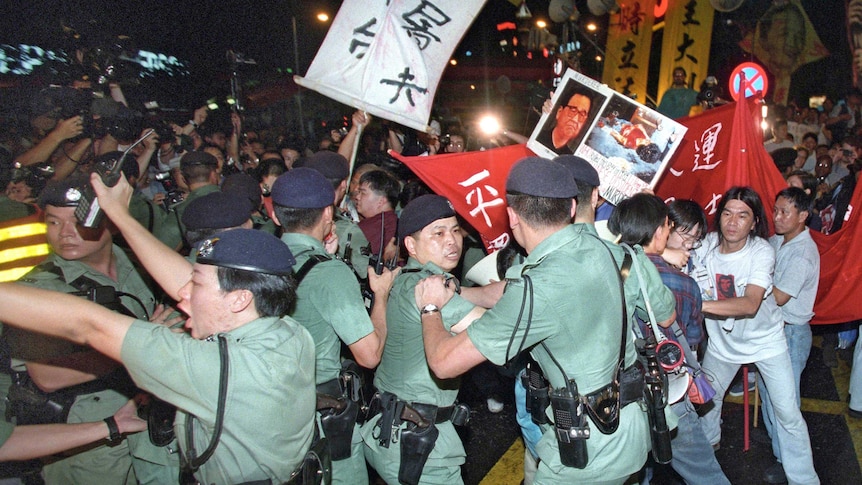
[0, 66, 857, 485]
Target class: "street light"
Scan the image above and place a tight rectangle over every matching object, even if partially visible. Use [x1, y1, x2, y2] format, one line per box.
[291, 2, 331, 138]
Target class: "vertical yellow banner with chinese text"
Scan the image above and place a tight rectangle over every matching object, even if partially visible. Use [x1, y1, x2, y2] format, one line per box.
[602, 0, 657, 103]
[657, 0, 714, 101]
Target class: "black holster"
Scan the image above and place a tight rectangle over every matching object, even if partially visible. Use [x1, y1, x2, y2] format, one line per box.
[550, 380, 589, 469]
[286, 432, 331, 485]
[319, 396, 359, 461]
[372, 392, 400, 448]
[137, 397, 177, 447]
[398, 422, 439, 485]
[7, 368, 135, 425]
[6, 371, 74, 425]
[521, 362, 550, 425]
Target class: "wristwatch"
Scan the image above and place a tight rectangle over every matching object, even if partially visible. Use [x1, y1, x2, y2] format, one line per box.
[420, 303, 440, 316]
[104, 416, 122, 444]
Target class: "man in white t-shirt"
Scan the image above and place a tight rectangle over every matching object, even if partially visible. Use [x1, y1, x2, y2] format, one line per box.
[691, 187, 819, 485]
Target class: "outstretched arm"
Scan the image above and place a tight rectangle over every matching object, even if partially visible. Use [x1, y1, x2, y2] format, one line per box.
[91, 172, 192, 300]
[0, 399, 146, 462]
[0, 283, 133, 361]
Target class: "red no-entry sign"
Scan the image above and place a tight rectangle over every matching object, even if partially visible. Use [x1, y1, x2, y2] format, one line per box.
[729, 62, 768, 101]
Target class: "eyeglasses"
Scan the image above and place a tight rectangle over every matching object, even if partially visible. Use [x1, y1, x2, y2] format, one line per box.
[560, 105, 589, 119]
[675, 230, 702, 250]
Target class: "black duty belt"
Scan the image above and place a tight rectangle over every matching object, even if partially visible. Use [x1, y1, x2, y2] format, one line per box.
[411, 402, 458, 425]
[368, 392, 470, 427]
[317, 378, 342, 397]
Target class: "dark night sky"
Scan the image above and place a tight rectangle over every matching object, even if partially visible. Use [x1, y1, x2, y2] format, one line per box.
[0, 1, 854, 108]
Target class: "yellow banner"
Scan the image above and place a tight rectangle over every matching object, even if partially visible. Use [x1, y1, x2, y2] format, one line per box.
[602, 0, 657, 103]
[657, 0, 715, 100]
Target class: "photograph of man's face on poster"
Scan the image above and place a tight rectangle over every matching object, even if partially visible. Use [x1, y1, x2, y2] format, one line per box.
[534, 81, 606, 155]
[527, 69, 687, 206]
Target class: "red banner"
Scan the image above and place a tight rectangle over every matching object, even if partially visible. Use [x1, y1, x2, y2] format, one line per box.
[395, 98, 861, 325]
[653, 97, 788, 235]
[393, 144, 532, 252]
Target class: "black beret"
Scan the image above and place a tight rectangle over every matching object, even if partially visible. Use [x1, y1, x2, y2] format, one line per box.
[305, 151, 350, 182]
[182, 191, 252, 230]
[397, 194, 456, 240]
[505, 157, 578, 198]
[222, 173, 262, 210]
[196, 229, 295, 275]
[271, 167, 334, 209]
[38, 173, 91, 209]
[180, 150, 218, 169]
[553, 155, 601, 187]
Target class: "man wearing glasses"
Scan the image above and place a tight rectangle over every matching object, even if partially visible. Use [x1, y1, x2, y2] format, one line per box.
[552, 93, 592, 152]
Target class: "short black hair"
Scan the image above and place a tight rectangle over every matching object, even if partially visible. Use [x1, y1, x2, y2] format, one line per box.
[254, 158, 287, 183]
[505, 194, 572, 228]
[359, 169, 400, 208]
[667, 199, 707, 240]
[608, 193, 668, 246]
[775, 186, 812, 213]
[217, 267, 296, 317]
[787, 170, 818, 195]
[715, 186, 769, 242]
[273, 205, 326, 232]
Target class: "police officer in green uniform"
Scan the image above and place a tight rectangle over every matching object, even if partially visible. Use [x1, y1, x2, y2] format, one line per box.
[415, 158, 670, 484]
[304, 151, 372, 278]
[360, 194, 504, 485]
[271, 167, 394, 485]
[3, 175, 178, 484]
[0, 176, 318, 485]
[221, 172, 278, 235]
[554, 155, 677, 336]
[157, 150, 222, 251]
[181, 191, 253, 252]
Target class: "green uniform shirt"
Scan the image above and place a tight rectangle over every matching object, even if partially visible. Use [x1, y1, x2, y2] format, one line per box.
[334, 212, 370, 279]
[466, 224, 671, 482]
[156, 184, 220, 250]
[121, 316, 317, 485]
[361, 258, 475, 484]
[0, 195, 36, 223]
[6, 246, 173, 485]
[373, 258, 474, 406]
[128, 193, 167, 238]
[283, 232, 373, 384]
[0, 419, 13, 447]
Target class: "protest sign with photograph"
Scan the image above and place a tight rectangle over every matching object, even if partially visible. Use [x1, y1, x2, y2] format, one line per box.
[528, 69, 687, 205]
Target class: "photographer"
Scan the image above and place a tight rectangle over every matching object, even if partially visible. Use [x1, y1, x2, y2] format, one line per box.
[14, 110, 90, 181]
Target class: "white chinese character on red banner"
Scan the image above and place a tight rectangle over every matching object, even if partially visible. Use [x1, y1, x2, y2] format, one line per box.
[693, 123, 723, 171]
[704, 192, 722, 216]
[458, 169, 504, 228]
[486, 232, 510, 252]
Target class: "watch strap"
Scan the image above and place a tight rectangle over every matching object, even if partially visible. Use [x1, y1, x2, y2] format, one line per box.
[104, 416, 122, 443]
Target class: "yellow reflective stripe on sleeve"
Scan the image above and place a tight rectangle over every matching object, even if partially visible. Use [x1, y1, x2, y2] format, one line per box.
[0, 222, 46, 240]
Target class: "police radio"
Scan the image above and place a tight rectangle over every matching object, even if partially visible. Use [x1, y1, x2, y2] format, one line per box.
[76, 129, 155, 228]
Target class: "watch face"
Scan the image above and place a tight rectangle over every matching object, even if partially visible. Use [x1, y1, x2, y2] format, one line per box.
[422, 304, 438, 313]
